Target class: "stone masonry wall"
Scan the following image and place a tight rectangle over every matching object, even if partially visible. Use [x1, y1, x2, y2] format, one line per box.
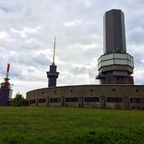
[26, 85, 144, 110]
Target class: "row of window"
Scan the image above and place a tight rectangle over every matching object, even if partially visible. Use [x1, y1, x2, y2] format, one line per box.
[130, 98, 144, 103]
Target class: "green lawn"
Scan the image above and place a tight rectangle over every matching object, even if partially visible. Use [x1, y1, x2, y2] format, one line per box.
[0, 107, 144, 144]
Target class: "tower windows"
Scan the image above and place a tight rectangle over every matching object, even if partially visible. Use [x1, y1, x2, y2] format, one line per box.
[117, 77, 123, 81]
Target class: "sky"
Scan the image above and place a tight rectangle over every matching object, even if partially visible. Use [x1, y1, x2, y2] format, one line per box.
[0, 0, 144, 98]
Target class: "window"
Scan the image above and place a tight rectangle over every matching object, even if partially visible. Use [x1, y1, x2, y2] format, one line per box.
[72, 97, 78, 102]
[39, 99, 46, 103]
[92, 97, 99, 102]
[71, 90, 73, 92]
[107, 97, 114, 102]
[117, 77, 123, 81]
[130, 98, 136, 103]
[31, 100, 36, 104]
[50, 98, 60, 103]
[137, 107, 140, 110]
[136, 89, 138, 92]
[113, 89, 115, 92]
[85, 97, 91, 102]
[54, 90, 56, 93]
[139, 98, 144, 103]
[142, 107, 144, 110]
[42, 92, 44, 94]
[115, 97, 122, 103]
[130, 98, 144, 103]
[50, 98, 54, 103]
[65, 98, 71, 102]
[56, 98, 60, 102]
[132, 107, 135, 109]
[42, 99, 46, 103]
[39, 99, 42, 103]
[90, 89, 93, 92]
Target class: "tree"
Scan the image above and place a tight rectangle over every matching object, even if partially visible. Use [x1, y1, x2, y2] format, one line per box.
[11, 93, 25, 106]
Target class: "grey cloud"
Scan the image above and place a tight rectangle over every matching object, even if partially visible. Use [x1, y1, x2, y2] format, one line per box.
[28, 69, 35, 73]
[32, 53, 51, 66]
[127, 27, 144, 45]
[70, 66, 86, 75]
[0, 1, 24, 13]
[87, 66, 97, 79]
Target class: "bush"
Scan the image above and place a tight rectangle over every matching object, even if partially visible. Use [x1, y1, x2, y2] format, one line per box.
[65, 104, 68, 107]
[11, 93, 25, 106]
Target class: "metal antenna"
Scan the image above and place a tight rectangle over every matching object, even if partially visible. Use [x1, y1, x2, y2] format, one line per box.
[53, 37, 56, 65]
[4, 63, 10, 83]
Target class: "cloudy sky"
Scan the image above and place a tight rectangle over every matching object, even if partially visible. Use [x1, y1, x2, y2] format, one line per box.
[0, 0, 144, 98]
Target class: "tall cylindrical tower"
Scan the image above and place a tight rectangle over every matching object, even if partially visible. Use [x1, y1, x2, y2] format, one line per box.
[96, 9, 134, 84]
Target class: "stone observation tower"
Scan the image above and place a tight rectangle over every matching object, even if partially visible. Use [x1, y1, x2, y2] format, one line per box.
[96, 9, 134, 84]
[47, 38, 59, 87]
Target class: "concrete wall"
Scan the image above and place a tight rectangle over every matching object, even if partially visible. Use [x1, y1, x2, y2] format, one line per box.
[26, 85, 144, 110]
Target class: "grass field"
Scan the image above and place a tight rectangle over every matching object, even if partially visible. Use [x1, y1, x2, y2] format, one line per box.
[0, 107, 144, 144]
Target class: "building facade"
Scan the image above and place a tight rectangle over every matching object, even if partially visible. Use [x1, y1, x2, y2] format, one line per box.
[26, 85, 144, 110]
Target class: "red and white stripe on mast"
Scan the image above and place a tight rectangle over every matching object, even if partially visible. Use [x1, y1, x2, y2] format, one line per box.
[52, 37, 56, 65]
[4, 63, 10, 83]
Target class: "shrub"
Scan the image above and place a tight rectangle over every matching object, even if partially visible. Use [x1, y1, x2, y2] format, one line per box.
[11, 93, 25, 106]
[65, 104, 68, 107]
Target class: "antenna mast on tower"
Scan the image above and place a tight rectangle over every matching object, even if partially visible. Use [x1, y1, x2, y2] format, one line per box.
[53, 37, 56, 65]
[4, 63, 10, 83]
